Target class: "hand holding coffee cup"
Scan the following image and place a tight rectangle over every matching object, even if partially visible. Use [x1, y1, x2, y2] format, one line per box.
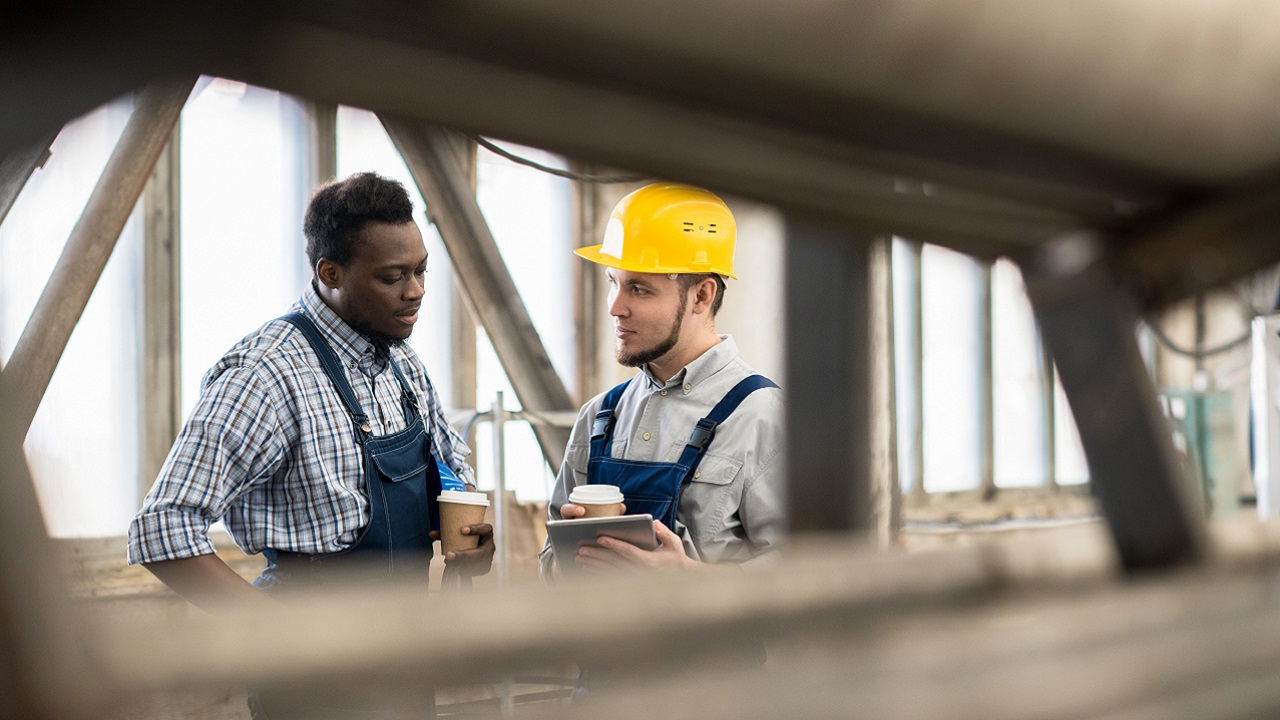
[566, 485, 626, 518]
[436, 490, 491, 556]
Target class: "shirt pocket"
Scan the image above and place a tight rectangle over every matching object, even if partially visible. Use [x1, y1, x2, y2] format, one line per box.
[681, 453, 744, 540]
[565, 442, 590, 485]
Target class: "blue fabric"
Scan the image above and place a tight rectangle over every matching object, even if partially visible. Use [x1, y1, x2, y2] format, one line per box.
[127, 284, 474, 564]
[255, 313, 442, 588]
[586, 375, 779, 529]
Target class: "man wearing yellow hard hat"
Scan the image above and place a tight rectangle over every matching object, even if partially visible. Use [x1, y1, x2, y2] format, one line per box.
[540, 182, 784, 576]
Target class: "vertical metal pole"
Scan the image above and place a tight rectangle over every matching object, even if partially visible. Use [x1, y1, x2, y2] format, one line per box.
[784, 215, 873, 535]
[1039, 328, 1058, 491]
[978, 261, 995, 496]
[491, 390, 515, 715]
[906, 241, 926, 499]
[492, 390, 508, 590]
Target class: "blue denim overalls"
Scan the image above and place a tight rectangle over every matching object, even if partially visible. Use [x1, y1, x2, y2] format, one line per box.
[254, 312, 458, 590]
[587, 373, 779, 531]
[573, 373, 777, 699]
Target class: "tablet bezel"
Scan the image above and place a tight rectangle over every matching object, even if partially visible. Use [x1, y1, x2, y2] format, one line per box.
[546, 514, 658, 574]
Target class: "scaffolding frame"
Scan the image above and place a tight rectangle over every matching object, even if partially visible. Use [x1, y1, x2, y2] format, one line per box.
[5, 1, 1280, 717]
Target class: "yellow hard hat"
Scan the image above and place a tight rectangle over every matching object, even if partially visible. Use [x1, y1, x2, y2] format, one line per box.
[574, 183, 737, 278]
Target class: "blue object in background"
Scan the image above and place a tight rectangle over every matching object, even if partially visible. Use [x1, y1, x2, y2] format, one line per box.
[438, 460, 467, 492]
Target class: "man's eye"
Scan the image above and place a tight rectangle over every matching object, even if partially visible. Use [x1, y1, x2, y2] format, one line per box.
[379, 276, 400, 284]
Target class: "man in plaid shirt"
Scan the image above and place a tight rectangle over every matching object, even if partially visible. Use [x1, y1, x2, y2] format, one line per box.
[128, 172, 492, 612]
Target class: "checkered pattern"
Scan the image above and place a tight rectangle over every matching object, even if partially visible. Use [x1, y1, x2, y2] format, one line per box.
[127, 285, 473, 563]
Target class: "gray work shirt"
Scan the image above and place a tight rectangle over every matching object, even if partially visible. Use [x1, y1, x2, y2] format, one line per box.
[539, 336, 785, 577]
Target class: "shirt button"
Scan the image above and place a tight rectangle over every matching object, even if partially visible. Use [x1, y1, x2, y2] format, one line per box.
[643, 432, 651, 441]
[660, 390, 668, 396]
[684, 383, 692, 392]
[695, 470, 702, 478]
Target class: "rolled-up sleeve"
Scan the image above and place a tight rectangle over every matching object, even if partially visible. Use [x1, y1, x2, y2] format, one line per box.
[127, 366, 286, 564]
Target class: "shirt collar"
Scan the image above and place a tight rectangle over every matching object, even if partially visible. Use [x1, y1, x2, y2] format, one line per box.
[300, 283, 388, 375]
[641, 335, 737, 393]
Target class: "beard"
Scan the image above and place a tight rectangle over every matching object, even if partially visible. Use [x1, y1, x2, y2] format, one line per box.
[616, 292, 686, 368]
[368, 331, 407, 362]
[348, 317, 408, 362]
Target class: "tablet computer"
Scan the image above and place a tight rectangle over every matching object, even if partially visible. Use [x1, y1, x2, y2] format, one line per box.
[546, 514, 658, 575]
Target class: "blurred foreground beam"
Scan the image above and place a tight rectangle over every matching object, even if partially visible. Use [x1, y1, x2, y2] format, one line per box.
[84, 520, 1280, 719]
[0, 76, 194, 437]
[784, 217, 875, 534]
[1115, 178, 1280, 310]
[0, 418, 101, 719]
[381, 118, 573, 469]
[92, 529, 1117, 698]
[1019, 235, 1207, 572]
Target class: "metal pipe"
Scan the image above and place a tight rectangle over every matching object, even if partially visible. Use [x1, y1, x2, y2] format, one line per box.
[0, 77, 194, 436]
[978, 260, 995, 495]
[492, 390, 508, 591]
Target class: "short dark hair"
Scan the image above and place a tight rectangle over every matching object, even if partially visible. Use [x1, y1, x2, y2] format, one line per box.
[678, 273, 727, 316]
[304, 172, 415, 270]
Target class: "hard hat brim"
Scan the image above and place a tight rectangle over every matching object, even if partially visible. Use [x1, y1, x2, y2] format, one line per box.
[573, 244, 737, 279]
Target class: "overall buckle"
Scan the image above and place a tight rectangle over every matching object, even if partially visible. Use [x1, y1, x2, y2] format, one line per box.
[687, 419, 718, 451]
[591, 410, 615, 440]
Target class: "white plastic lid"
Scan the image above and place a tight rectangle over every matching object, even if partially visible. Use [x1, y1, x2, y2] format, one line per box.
[569, 485, 625, 504]
[437, 490, 490, 506]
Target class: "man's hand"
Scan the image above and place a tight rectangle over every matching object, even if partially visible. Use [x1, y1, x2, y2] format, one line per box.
[576, 520, 698, 572]
[429, 524, 496, 577]
[558, 501, 627, 519]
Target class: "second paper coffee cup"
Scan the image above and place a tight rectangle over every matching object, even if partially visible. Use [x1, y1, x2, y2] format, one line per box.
[569, 484, 625, 518]
[437, 490, 490, 555]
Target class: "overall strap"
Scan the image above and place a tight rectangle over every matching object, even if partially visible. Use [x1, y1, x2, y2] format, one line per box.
[387, 355, 421, 420]
[675, 374, 780, 475]
[589, 379, 634, 460]
[280, 312, 371, 432]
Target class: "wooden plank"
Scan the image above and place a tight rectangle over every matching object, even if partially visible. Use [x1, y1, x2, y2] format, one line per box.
[380, 118, 574, 470]
[139, 126, 181, 501]
[784, 217, 874, 534]
[0, 76, 195, 437]
[1020, 240, 1207, 571]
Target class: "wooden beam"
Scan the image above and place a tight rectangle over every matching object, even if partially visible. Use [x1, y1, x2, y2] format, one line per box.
[784, 217, 875, 535]
[139, 125, 182, 501]
[1019, 237, 1208, 572]
[380, 118, 574, 470]
[0, 77, 193, 438]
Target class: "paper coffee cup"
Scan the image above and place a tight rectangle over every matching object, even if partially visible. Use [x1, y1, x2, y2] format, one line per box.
[437, 490, 490, 555]
[568, 485, 625, 518]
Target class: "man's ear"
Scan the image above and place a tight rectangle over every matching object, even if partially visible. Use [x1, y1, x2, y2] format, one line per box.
[691, 276, 717, 316]
[316, 259, 343, 289]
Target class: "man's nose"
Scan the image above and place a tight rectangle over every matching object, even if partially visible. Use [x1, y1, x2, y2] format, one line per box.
[608, 290, 627, 317]
[405, 274, 425, 301]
